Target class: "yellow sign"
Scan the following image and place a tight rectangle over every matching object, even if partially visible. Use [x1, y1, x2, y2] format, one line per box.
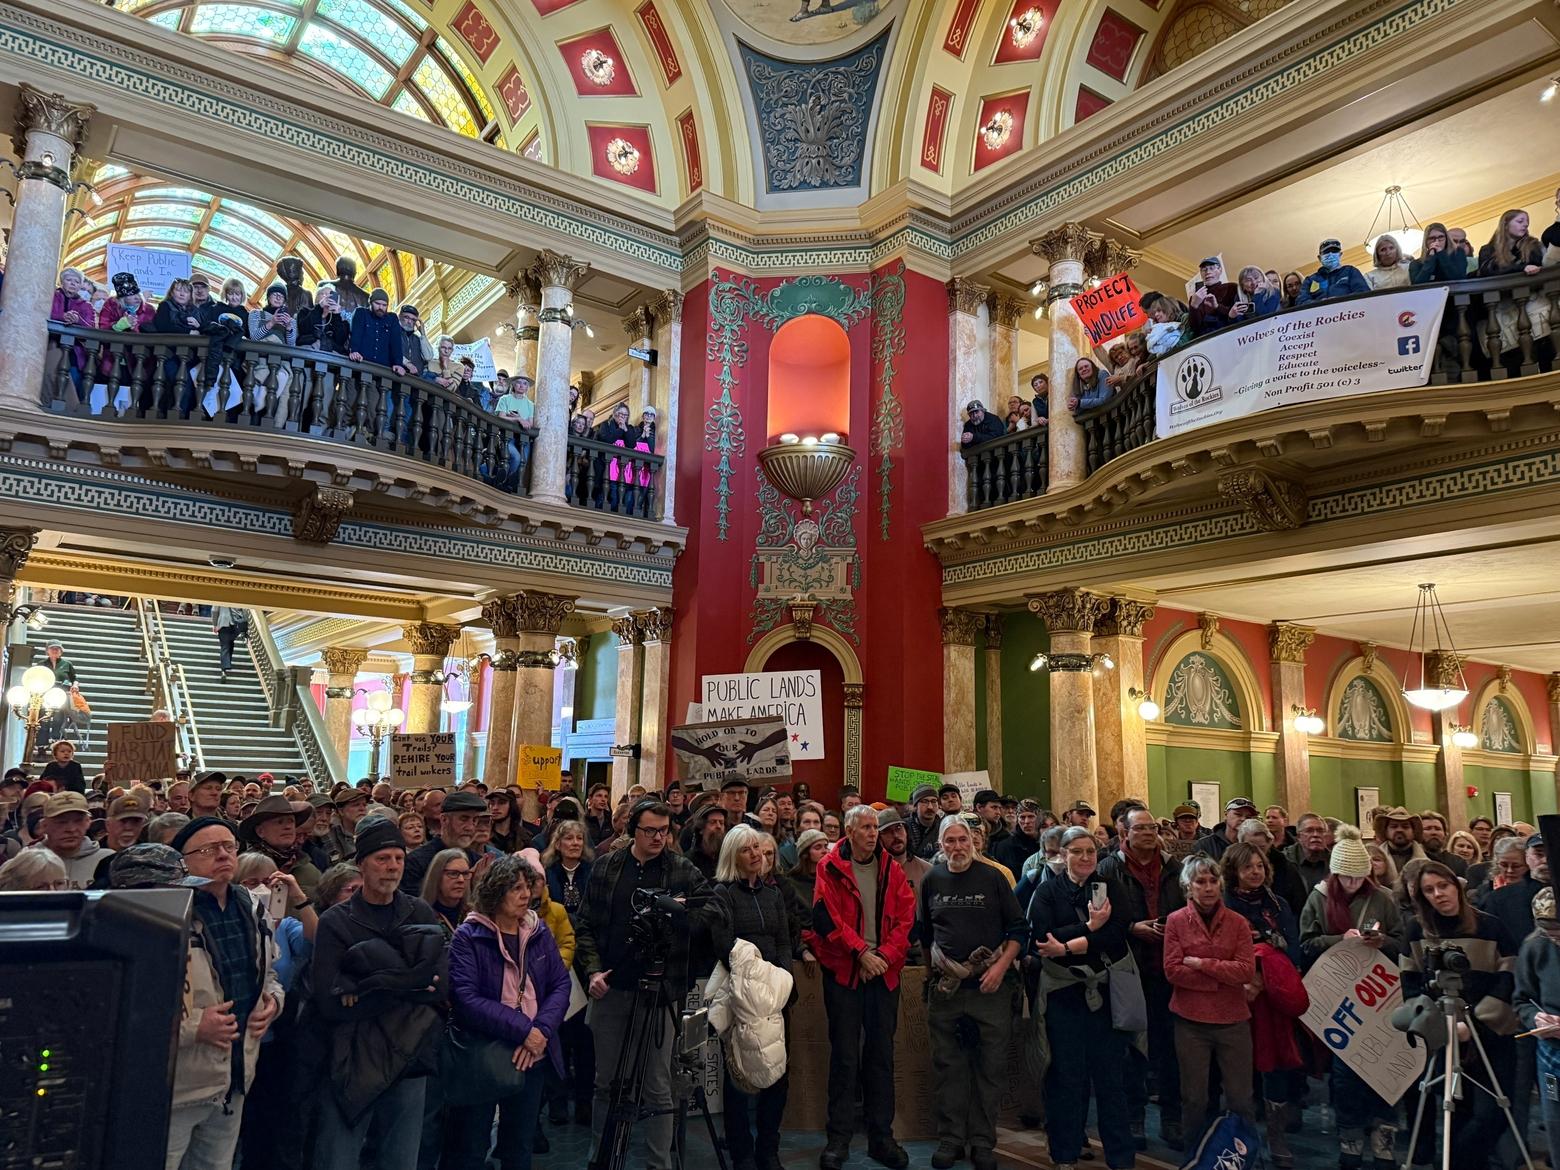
[516, 744, 563, 790]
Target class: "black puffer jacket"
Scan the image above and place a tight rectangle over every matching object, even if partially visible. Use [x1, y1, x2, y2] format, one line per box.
[714, 877, 793, 970]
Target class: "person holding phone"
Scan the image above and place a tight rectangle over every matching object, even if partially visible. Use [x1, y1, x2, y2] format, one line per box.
[1027, 826, 1135, 1170]
[1299, 825, 1405, 1169]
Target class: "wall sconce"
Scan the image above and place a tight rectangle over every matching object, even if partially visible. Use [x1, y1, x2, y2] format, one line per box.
[1291, 705, 1325, 735]
[1450, 724, 1479, 750]
[1128, 687, 1159, 721]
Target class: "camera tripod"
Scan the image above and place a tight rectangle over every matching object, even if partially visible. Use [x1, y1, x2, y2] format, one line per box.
[587, 967, 729, 1170]
[1402, 987, 1535, 1170]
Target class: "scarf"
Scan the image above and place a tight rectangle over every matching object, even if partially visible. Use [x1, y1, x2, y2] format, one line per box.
[1324, 876, 1374, 935]
[249, 837, 301, 871]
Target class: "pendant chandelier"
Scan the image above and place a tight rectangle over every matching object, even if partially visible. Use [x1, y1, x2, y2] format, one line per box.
[1364, 185, 1424, 257]
[1402, 583, 1469, 712]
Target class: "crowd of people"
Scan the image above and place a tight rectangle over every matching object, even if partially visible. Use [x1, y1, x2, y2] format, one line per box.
[961, 201, 1560, 451]
[4, 755, 1559, 1170]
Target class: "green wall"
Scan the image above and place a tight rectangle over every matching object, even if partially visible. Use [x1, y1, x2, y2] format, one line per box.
[1464, 762, 1557, 825]
[997, 620, 1051, 805]
[572, 632, 618, 723]
[1148, 744, 1277, 818]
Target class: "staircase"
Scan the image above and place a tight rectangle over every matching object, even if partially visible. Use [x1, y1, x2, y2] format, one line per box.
[26, 604, 308, 777]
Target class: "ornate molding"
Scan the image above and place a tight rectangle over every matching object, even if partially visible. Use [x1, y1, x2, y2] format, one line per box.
[1198, 613, 1221, 650]
[1026, 589, 1109, 634]
[403, 621, 460, 658]
[622, 305, 653, 342]
[789, 599, 817, 641]
[1032, 222, 1094, 268]
[843, 682, 864, 710]
[654, 289, 684, 327]
[1218, 468, 1307, 531]
[1087, 236, 1139, 277]
[1549, 673, 1560, 704]
[1098, 597, 1156, 638]
[869, 262, 905, 543]
[988, 293, 1027, 330]
[1269, 622, 1316, 664]
[320, 647, 369, 677]
[527, 249, 589, 293]
[939, 606, 983, 646]
[514, 591, 576, 635]
[946, 276, 990, 316]
[611, 615, 643, 647]
[1360, 641, 1379, 674]
[0, 526, 39, 579]
[1426, 649, 1466, 690]
[481, 595, 524, 640]
[1498, 664, 1513, 693]
[291, 485, 354, 544]
[983, 612, 1005, 650]
[633, 605, 674, 644]
[13, 83, 91, 155]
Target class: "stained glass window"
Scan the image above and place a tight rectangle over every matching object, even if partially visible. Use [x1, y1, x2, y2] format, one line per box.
[148, 10, 183, 28]
[190, 4, 295, 42]
[193, 254, 254, 290]
[298, 23, 394, 99]
[92, 164, 129, 183]
[318, 227, 363, 266]
[200, 234, 273, 275]
[381, 0, 426, 31]
[392, 90, 432, 122]
[126, 202, 206, 224]
[220, 200, 291, 239]
[317, 0, 416, 61]
[118, 226, 198, 245]
[412, 56, 477, 137]
[139, 187, 210, 202]
[209, 211, 284, 254]
[435, 41, 494, 124]
[397, 249, 416, 291]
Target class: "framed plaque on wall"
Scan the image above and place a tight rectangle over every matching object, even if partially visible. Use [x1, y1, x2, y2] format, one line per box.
[1190, 782, 1220, 821]
[1356, 787, 1382, 837]
[1495, 792, 1514, 826]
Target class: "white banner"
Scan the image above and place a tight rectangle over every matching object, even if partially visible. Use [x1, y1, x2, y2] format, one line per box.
[700, 669, 824, 760]
[105, 243, 192, 299]
[1155, 287, 1449, 440]
[1300, 940, 1424, 1106]
[451, 338, 497, 382]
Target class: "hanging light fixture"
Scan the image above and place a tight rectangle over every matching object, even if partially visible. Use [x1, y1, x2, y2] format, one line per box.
[1402, 583, 1470, 711]
[1364, 185, 1424, 257]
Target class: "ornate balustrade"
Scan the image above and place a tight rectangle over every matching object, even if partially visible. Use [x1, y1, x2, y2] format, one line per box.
[962, 426, 1050, 510]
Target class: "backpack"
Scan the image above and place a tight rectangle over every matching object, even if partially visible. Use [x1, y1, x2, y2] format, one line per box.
[1180, 1110, 1263, 1170]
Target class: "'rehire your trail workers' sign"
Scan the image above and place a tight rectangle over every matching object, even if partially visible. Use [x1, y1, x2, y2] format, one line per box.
[1072, 273, 1148, 347]
[1299, 940, 1424, 1105]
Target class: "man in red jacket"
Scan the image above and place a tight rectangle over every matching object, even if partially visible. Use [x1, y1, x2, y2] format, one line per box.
[808, 804, 915, 1170]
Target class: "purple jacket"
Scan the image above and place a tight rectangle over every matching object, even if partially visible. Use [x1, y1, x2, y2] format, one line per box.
[449, 913, 571, 1078]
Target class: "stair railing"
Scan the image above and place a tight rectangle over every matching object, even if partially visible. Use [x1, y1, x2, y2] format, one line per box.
[135, 598, 206, 772]
[245, 608, 345, 787]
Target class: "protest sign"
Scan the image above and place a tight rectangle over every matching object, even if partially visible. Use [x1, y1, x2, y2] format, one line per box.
[1156, 287, 1449, 440]
[516, 744, 563, 790]
[105, 721, 178, 783]
[701, 669, 824, 760]
[671, 717, 791, 786]
[942, 770, 991, 807]
[450, 338, 497, 382]
[1300, 939, 1424, 1105]
[388, 732, 456, 789]
[886, 765, 940, 803]
[105, 243, 192, 299]
[1072, 273, 1148, 347]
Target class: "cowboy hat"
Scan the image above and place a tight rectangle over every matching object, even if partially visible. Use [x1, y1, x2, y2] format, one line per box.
[1371, 805, 1422, 842]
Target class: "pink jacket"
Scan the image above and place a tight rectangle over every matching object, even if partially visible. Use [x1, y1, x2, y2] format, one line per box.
[1163, 902, 1256, 1024]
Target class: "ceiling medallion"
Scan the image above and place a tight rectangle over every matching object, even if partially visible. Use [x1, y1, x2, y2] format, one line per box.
[1010, 7, 1044, 47]
[605, 137, 641, 176]
[581, 47, 617, 86]
[980, 108, 1014, 151]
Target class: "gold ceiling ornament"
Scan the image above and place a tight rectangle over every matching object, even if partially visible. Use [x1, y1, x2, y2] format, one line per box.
[1009, 7, 1044, 47]
[755, 439, 856, 517]
[605, 137, 641, 176]
[1359, 641, 1379, 675]
[1269, 622, 1316, 664]
[1198, 612, 1221, 650]
[580, 48, 616, 86]
[979, 108, 1014, 151]
[789, 599, 817, 641]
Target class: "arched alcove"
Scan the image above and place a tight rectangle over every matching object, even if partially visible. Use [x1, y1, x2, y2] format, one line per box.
[1324, 656, 1413, 744]
[765, 314, 852, 443]
[1468, 681, 1535, 755]
[746, 624, 863, 799]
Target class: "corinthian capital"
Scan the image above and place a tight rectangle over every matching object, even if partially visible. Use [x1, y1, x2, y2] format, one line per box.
[612, 615, 643, 647]
[1032, 222, 1095, 267]
[988, 293, 1027, 330]
[939, 607, 984, 645]
[14, 84, 91, 156]
[482, 595, 524, 639]
[654, 289, 684, 326]
[622, 305, 653, 342]
[946, 276, 990, 316]
[1026, 589, 1109, 634]
[320, 647, 369, 677]
[514, 591, 576, 634]
[0, 527, 39, 579]
[1268, 622, 1316, 664]
[527, 249, 590, 293]
[403, 622, 461, 658]
[1087, 236, 1139, 277]
[1097, 598, 1156, 638]
[634, 606, 674, 644]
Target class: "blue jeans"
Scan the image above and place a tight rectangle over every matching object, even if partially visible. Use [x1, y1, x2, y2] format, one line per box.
[445, 1066, 546, 1170]
[1043, 984, 1136, 1169]
[315, 1074, 426, 1170]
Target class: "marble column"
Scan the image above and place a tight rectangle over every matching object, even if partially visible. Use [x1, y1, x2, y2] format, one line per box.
[1093, 599, 1156, 813]
[653, 290, 683, 522]
[635, 607, 675, 789]
[1028, 589, 1110, 816]
[984, 614, 1005, 790]
[0, 87, 92, 409]
[941, 607, 982, 773]
[481, 596, 524, 789]
[1429, 651, 1469, 831]
[403, 622, 460, 735]
[610, 615, 644, 799]
[463, 660, 487, 782]
[623, 305, 654, 414]
[1032, 224, 1096, 490]
[987, 294, 1024, 418]
[505, 275, 539, 382]
[946, 277, 989, 515]
[527, 250, 589, 505]
[1270, 622, 1316, 815]
[320, 647, 369, 765]
[513, 591, 576, 819]
[1549, 674, 1560, 790]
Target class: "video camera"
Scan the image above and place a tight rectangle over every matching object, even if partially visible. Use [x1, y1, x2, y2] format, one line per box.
[627, 886, 685, 970]
[1421, 941, 1470, 999]
[1390, 943, 1472, 1048]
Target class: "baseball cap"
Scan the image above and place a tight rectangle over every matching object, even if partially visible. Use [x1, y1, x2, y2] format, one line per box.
[1226, 797, 1258, 813]
[107, 793, 151, 821]
[1067, 800, 1096, 816]
[190, 770, 226, 791]
[720, 777, 750, 792]
[1172, 803, 1200, 819]
[1319, 238, 1343, 255]
[1199, 256, 1221, 269]
[1528, 832, 1546, 849]
[108, 843, 210, 889]
[43, 792, 90, 818]
[938, 783, 962, 797]
[333, 785, 369, 807]
[973, 789, 1001, 806]
[876, 807, 906, 830]
[965, 399, 985, 413]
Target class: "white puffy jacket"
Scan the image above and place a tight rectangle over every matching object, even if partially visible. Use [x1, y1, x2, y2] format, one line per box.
[706, 938, 792, 1091]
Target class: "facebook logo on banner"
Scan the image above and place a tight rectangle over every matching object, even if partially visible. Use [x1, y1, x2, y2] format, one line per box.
[1397, 336, 1422, 355]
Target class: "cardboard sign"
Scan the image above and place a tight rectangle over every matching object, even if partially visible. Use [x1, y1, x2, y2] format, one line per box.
[516, 744, 563, 790]
[942, 769, 991, 809]
[1300, 940, 1424, 1105]
[1072, 273, 1148, 347]
[670, 717, 791, 787]
[388, 732, 456, 789]
[105, 242, 192, 299]
[104, 721, 179, 784]
[450, 338, 497, 382]
[701, 669, 824, 760]
[886, 765, 940, 803]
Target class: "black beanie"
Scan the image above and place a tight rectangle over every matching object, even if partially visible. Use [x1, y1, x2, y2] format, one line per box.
[170, 815, 235, 853]
[354, 818, 406, 863]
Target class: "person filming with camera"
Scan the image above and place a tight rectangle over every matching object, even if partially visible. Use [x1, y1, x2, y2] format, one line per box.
[1401, 859, 1520, 1169]
[574, 798, 725, 1170]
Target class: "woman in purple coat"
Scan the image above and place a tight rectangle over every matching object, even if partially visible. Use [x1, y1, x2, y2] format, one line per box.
[447, 854, 571, 1170]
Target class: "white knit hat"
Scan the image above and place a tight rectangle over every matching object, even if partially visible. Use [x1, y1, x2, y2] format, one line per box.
[1330, 824, 1371, 877]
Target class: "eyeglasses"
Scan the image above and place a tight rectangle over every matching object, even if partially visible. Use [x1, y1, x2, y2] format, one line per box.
[635, 825, 670, 838]
[183, 841, 239, 859]
[444, 869, 472, 879]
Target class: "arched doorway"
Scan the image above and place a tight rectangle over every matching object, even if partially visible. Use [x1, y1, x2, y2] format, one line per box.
[747, 624, 863, 808]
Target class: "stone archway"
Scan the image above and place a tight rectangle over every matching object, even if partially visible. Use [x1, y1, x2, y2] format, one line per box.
[746, 624, 864, 788]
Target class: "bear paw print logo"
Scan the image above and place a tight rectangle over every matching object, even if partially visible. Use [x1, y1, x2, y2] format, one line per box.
[1177, 354, 1214, 401]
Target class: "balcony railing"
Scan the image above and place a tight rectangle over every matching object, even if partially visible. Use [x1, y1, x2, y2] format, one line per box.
[961, 269, 1559, 507]
[40, 322, 665, 519]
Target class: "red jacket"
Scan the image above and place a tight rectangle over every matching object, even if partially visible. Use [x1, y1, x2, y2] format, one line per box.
[1163, 902, 1255, 1024]
[807, 839, 915, 991]
[1250, 941, 1309, 1072]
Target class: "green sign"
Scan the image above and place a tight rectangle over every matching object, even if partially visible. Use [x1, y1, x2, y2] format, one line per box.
[886, 765, 940, 803]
